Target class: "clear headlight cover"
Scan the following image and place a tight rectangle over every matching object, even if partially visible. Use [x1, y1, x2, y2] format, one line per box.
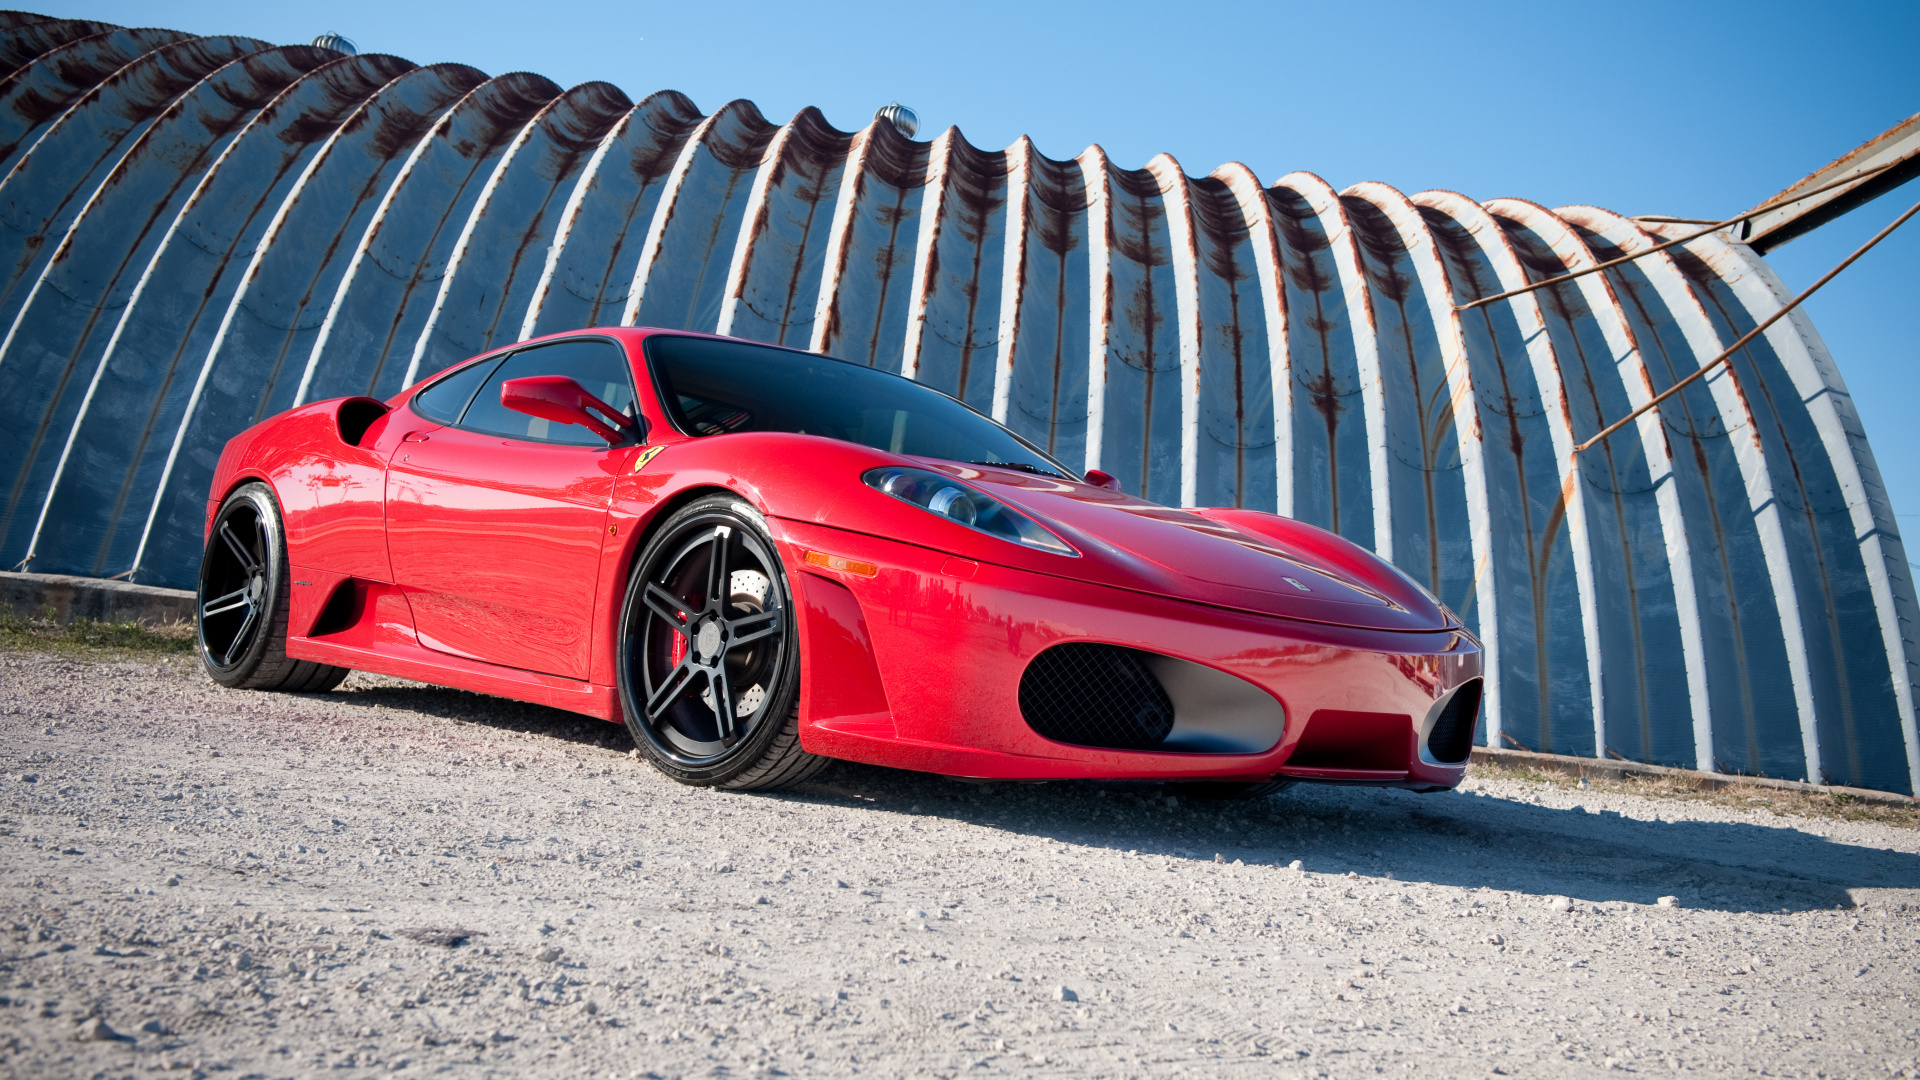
[863, 466, 1077, 557]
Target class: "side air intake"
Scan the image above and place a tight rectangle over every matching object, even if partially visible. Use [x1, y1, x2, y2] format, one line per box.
[1423, 679, 1483, 765]
[1018, 643, 1176, 750]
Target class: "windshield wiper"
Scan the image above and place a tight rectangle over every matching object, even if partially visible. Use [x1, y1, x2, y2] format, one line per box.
[966, 460, 1065, 479]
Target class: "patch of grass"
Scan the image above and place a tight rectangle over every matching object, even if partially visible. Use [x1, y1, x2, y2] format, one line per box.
[1469, 759, 1920, 829]
[0, 609, 195, 657]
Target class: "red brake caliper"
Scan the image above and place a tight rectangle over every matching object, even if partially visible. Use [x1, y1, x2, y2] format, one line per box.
[668, 611, 688, 668]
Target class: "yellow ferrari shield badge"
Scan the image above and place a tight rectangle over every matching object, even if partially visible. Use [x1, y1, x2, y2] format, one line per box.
[630, 445, 665, 472]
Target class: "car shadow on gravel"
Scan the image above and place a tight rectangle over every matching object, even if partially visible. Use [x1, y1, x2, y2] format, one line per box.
[763, 762, 1918, 916]
[310, 681, 1913, 916]
[322, 681, 638, 754]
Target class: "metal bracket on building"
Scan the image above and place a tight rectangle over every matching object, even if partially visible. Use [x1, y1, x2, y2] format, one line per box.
[1573, 192, 1920, 455]
[1455, 156, 1903, 314]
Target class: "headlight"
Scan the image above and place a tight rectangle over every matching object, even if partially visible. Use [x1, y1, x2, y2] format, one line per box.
[864, 467, 1078, 557]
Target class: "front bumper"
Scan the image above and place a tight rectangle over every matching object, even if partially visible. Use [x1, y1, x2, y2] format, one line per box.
[774, 519, 1481, 788]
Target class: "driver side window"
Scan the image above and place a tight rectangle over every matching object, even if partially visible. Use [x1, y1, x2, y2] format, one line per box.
[459, 338, 637, 446]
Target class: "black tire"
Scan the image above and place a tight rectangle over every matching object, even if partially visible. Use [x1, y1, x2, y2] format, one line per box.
[1166, 779, 1297, 801]
[616, 495, 826, 790]
[197, 482, 349, 693]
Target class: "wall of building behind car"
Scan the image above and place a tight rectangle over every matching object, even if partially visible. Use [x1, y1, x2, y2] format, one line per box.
[0, 12, 1912, 794]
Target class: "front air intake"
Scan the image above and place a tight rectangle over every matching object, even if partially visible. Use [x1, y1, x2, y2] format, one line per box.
[1019, 643, 1176, 750]
[1424, 679, 1483, 764]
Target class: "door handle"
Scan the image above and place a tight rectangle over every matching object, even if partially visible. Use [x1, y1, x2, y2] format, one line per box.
[402, 431, 432, 443]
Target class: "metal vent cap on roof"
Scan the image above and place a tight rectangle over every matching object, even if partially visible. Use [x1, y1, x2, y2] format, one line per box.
[874, 103, 916, 138]
[310, 32, 356, 54]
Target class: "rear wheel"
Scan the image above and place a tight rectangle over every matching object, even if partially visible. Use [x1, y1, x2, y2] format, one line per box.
[197, 482, 348, 693]
[616, 495, 826, 790]
[1166, 779, 1296, 801]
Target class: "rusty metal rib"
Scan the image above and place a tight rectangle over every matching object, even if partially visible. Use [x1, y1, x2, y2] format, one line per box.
[1151, 154, 1202, 507]
[1417, 189, 1603, 758]
[1078, 144, 1113, 475]
[1210, 164, 1290, 516]
[1561, 204, 1820, 782]
[0, 26, 192, 174]
[24, 53, 409, 579]
[898, 127, 954, 380]
[402, 82, 599, 385]
[989, 136, 1035, 426]
[1344, 181, 1503, 747]
[127, 63, 479, 581]
[1489, 197, 1713, 772]
[1672, 222, 1920, 793]
[1274, 172, 1388, 553]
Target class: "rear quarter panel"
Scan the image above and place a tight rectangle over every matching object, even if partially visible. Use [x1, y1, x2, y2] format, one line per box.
[207, 399, 402, 583]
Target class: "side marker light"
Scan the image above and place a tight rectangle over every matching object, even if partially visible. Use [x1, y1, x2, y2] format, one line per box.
[804, 551, 878, 578]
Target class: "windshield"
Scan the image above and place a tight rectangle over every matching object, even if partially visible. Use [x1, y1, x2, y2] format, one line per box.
[645, 335, 1072, 477]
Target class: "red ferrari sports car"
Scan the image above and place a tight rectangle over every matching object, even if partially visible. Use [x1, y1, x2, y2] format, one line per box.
[198, 327, 1482, 794]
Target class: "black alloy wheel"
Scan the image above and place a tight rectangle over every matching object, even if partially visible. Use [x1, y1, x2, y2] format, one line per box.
[196, 482, 348, 692]
[617, 495, 825, 789]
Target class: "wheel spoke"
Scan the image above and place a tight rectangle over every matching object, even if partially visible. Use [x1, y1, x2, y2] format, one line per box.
[223, 601, 259, 665]
[219, 521, 259, 573]
[703, 526, 731, 613]
[708, 667, 735, 744]
[724, 609, 780, 652]
[644, 657, 696, 719]
[201, 586, 251, 619]
[643, 584, 692, 636]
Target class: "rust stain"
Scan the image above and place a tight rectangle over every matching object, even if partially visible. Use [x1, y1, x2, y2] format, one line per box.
[1345, 194, 1454, 588]
[1676, 239, 1864, 783]
[94, 56, 413, 568]
[0, 27, 192, 163]
[474, 81, 630, 353]
[1110, 164, 1169, 499]
[1273, 188, 1343, 531]
[2, 45, 329, 543]
[1031, 150, 1086, 452]
[250, 64, 489, 420]
[0, 16, 116, 72]
[770, 109, 850, 345]
[361, 71, 560, 394]
[940, 138, 1008, 401]
[561, 89, 698, 328]
[1193, 176, 1251, 504]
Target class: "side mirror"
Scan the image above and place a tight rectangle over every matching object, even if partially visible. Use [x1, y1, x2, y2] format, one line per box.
[500, 376, 640, 446]
[1084, 468, 1122, 492]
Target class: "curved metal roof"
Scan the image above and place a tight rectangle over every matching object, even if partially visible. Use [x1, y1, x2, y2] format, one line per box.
[0, 13, 1912, 793]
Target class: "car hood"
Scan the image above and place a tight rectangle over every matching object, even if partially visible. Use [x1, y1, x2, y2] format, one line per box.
[675, 433, 1452, 633]
[942, 464, 1454, 633]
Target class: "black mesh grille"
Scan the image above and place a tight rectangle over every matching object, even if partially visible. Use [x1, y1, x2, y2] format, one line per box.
[1425, 679, 1483, 764]
[1019, 643, 1176, 750]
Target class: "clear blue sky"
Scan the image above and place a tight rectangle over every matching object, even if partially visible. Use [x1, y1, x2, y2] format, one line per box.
[41, 0, 1920, 536]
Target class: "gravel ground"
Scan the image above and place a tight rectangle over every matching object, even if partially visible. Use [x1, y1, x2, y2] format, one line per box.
[2, 647, 1918, 1079]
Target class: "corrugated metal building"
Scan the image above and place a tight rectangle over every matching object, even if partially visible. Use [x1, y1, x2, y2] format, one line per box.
[0, 13, 1913, 792]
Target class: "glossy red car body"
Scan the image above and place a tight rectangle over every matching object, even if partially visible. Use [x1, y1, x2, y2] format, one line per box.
[206, 327, 1482, 789]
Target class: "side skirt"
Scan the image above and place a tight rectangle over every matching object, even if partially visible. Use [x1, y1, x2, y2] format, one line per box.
[288, 634, 619, 721]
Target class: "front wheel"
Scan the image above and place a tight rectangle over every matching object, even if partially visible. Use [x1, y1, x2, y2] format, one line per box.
[196, 482, 348, 692]
[616, 495, 826, 790]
